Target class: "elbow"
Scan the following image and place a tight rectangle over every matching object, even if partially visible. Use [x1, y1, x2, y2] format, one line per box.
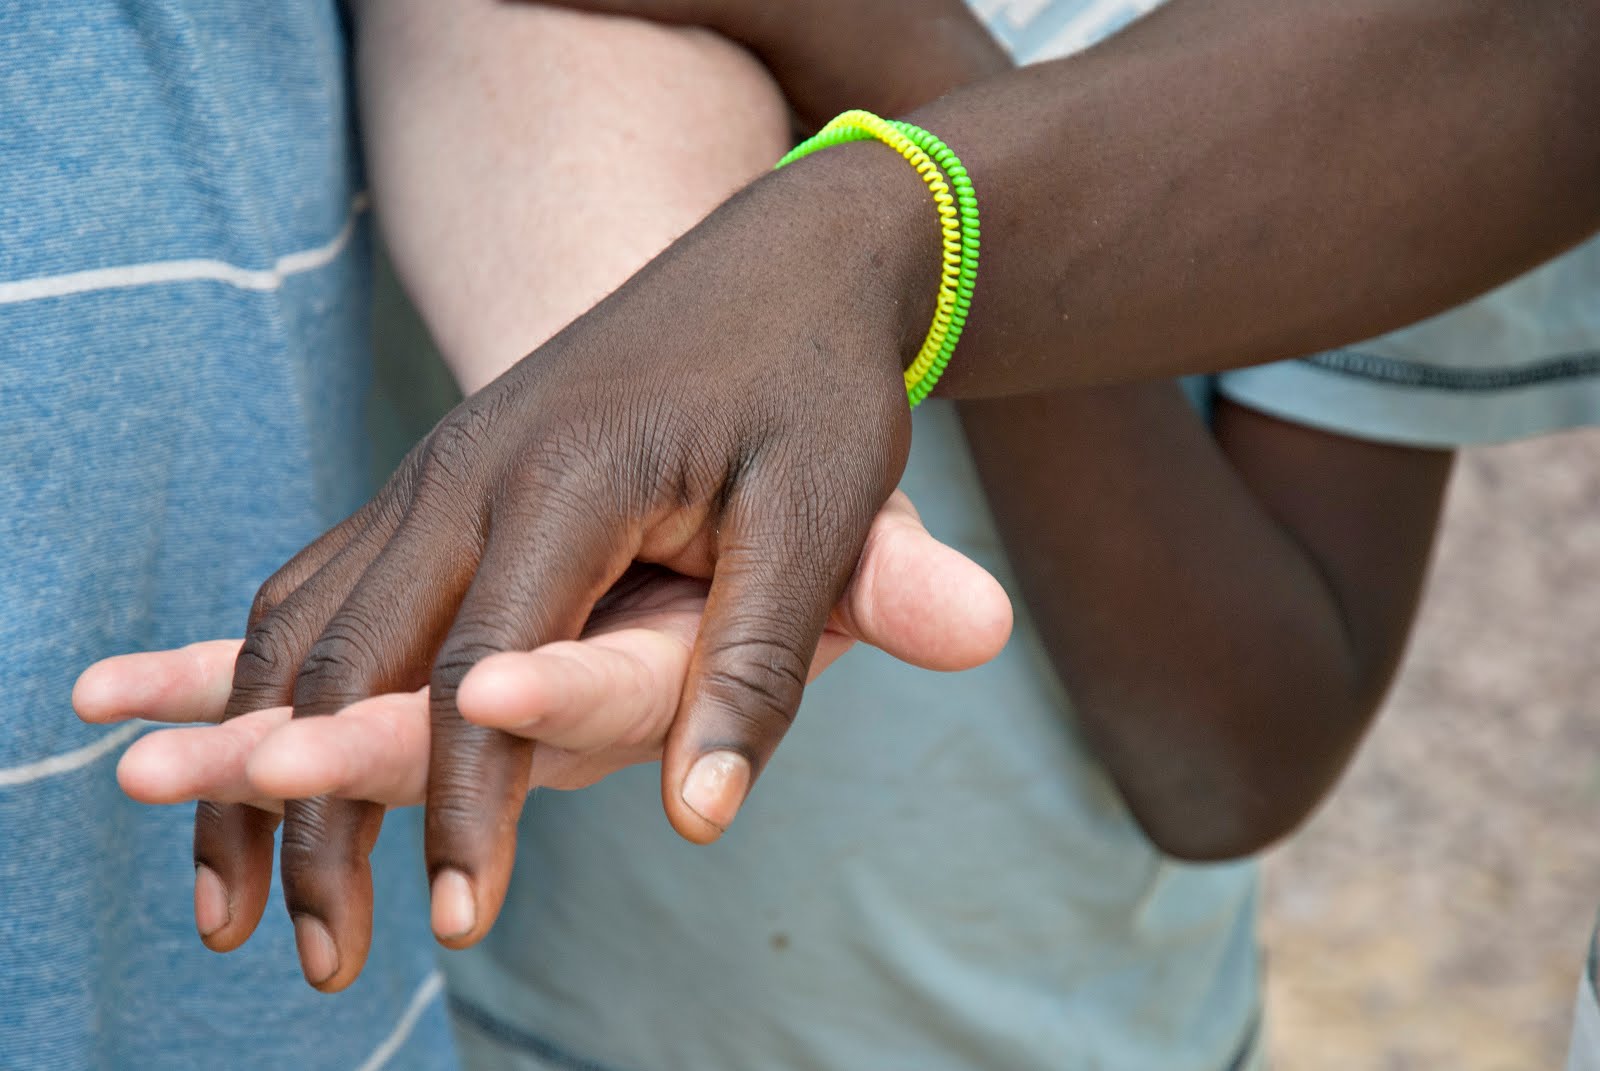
[1135, 796, 1312, 864]
[1116, 691, 1378, 864]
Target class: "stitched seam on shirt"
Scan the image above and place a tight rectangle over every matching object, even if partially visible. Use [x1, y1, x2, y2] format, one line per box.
[1302, 348, 1600, 391]
[449, 995, 629, 1071]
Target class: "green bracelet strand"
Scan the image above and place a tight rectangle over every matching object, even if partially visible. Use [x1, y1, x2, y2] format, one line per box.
[776, 110, 979, 407]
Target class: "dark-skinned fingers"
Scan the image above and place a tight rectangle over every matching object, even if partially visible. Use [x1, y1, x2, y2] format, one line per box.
[662, 479, 871, 843]
[278, 519, 481, 992]
[247, 497, 381, 622]
[192, 493, 409, 955]
[425, 500, 631, 950]
[235, 444, 420, 643]
[190, 801, 280, 953]
[279, 797, 384, 993]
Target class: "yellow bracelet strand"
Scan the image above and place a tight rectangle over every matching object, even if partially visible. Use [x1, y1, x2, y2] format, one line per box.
[776, 110, 979, 406]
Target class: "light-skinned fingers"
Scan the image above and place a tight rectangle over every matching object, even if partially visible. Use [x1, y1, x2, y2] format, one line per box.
[118, 706, 292, 807]
[247, 691, 431, 807]
[831, 493, 1013, 672]
[74, 640, 244, 725]
[456, 630, 686, 751]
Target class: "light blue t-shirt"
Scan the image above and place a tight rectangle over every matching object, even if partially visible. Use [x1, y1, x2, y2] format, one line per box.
[445, 3, 1600, 1070]
[0, 5, 453, 1068]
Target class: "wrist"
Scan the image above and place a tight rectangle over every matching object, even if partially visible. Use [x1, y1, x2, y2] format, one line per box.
[766, 139, 949, 383]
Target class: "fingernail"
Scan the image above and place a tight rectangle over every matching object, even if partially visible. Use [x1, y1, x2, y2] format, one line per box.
[293, 915, 339, 986]
[193, 865, 230, 938]
[431, 868, 476, 941]
[681, 751, 751, 832]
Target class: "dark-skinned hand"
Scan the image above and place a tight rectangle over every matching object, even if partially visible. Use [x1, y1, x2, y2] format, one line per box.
[185, 152, 952, 993]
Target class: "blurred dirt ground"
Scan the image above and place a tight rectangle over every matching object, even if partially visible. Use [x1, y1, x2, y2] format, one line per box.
[1264, 430, 1600, 1069]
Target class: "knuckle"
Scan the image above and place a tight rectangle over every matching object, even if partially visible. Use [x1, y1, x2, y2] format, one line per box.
[280, 799, 375, 878]
[385, 441, 428, 499]
[248, 573, 298, 628]
[366, 486, 411, 536]
[519, 429, 632, 510]
[519, 394, 679, 510]
[700, 633, 810, 730]
[423, 746, 523, 857]
[431, 411, 487, 458]
[431, 633, 506, 699]
[279, 803, 334, 876]
[193, 799, 229, 835]
[423, 791, 488, 841]
[230, 618, 304, 710]
[424, 393, 505, 480]
[292, 631, 377, 713]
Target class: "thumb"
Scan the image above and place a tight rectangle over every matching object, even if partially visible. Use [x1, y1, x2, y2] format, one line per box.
[832, 491, 1013, 671]
[661, 479, 866, 844]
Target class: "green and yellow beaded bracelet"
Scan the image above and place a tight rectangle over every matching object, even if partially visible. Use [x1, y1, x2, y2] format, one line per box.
[776, 110, 979, 407]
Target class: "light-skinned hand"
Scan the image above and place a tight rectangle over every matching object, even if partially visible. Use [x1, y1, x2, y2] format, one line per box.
[75, 491, 1009, 981]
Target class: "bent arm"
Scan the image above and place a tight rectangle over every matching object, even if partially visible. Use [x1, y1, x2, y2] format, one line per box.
[964, 389, 1452, 860]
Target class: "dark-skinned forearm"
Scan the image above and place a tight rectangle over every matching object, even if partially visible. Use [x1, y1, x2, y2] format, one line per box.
[860, 0, 1600, 394]
[961, 386, 1451, 859]
[536, 1, 1600, 391]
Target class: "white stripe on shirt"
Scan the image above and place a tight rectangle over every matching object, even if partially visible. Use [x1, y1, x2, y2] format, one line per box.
[0, 721, 149, 788]
[356, 971, 446, 1071]
[0, 194, 368, 307]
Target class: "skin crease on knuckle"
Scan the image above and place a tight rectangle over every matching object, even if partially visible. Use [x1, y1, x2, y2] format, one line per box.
[701, 650, 806, 721]
[696, 598, 815, 725]
[433, 630, 527, 698]
[229, 617, 305, 705]
[247, 574, 298, 630]
[291, 631, 387, 715]
[279, 797, 383, 886]
[277, 804, 343, 870]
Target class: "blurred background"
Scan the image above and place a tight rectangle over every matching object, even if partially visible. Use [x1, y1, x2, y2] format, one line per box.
[1263, 432, 1600, 1068]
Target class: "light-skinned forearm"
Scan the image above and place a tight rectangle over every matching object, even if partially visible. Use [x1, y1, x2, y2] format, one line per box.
[352, 0, 786, 393]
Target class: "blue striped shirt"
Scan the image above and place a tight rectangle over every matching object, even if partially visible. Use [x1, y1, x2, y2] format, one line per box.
[0, 4, 454, 1068]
